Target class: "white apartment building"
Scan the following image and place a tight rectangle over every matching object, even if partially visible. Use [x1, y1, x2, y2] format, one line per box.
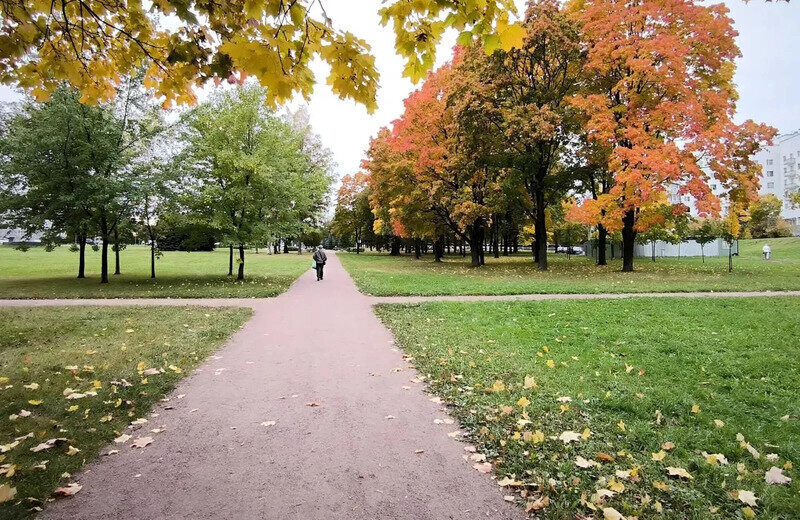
[667, 130, 800, 234]
[753, 130, 800, 233]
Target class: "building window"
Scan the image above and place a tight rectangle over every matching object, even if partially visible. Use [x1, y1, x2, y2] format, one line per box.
[767, 182, 775, 188]
[767, 159, 773, 165]
[767, 171, 774, 177]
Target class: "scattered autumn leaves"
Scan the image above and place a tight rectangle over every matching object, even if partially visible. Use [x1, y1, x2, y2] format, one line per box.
[377, 303, 800, 519]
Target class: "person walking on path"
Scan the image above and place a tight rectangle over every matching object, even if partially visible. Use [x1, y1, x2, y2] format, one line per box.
[312, 245, 327, 280]
[763, 243, 771, 260]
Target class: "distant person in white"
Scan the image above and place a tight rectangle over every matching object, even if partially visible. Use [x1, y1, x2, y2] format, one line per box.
[762, 243, 771, 260]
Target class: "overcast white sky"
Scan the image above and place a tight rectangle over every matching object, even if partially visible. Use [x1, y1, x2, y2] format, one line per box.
[1, 0, 798, 186]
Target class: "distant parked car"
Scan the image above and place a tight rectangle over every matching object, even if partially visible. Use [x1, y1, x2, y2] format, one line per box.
[556, 246, 584, 255]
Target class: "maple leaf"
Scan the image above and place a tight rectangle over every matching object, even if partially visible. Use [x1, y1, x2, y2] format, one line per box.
[497, 476, 522, 487]
[132, 436, 153, 448]
[731, 490, 758, 507]
[523, 375, 537, 389]
[666, 466, 693, 480]
[765, 466, 792, 485]
[30, 438, 68, 453]
[473, 462, 492, 473]
[0, 484, 17, 504]
[575, 456, 599, 468]
[559, 431, 581, 444]
[54, 483, 82, 497]
[603, 507, 625, 520]
[525, 496, 549, 512]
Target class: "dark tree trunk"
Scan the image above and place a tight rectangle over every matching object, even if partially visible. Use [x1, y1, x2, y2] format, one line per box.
[283, 241, 289, 254]
[413, 238, 421, 259]
[77, 232, 86, 279]
[535, 194, 548, 271]
[228, 244, 234, 276]
[434, 237, 444, 262]
[114, 228, 121, 275]
[597, 224, 608, 266]
[621, 209, 636, 272]
[469, 221, 485, 267]
[100, 235, 109, 284]
[237, 244, 245, 280]
[390, 236, 401, 256]
[652, 241, 656, 262]
[150, 241, 156, 278]
[492, 220, 500, 259]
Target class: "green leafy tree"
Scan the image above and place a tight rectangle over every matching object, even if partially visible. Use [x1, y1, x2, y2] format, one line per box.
[0, 79, 156, 283]
[691, 218, 722, 263]
[747, 194, 793, 238]
[182, 85, 330, 280]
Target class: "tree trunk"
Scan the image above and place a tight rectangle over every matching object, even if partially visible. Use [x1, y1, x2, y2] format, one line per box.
[228, 244, 234, 276]
[469, 221, 485, 267]
[492, 221, 500, 259]
[535, 196, 548, 271]
[100, 235, 109, 283]
[728, 242, 733, 272]
[77, 232, 86, 279]
[652, 241, 656, 262]
[298, 240, 302, 255]
[597, 224, 608, 266]
[434, 237, 444, 262]
[621, 209, 636, 272]
[150, 241, 156, 279]
[113, 228, 121, 275]
[701, 245, 705, 263]
[390, 236, 401, 256]
[413, 238, 421, 259]
[237, 244, 245, 280]
[283, 241, 289, 254]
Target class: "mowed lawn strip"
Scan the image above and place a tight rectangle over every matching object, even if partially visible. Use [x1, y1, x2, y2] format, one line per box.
[376, 298, 800, 519]
[0, 245, 310, 299]
[341, 237, 800, 296]
[0, 306, 251, 519]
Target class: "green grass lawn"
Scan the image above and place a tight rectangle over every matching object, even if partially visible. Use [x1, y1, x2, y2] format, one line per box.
[0, 306, 251, 518]
[376, 298, 799, 519]
[340, 237, 800, 296]
[0, 245, 311, 298]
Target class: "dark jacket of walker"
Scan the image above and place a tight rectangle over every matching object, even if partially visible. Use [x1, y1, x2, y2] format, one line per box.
[313, 250, 327, 264]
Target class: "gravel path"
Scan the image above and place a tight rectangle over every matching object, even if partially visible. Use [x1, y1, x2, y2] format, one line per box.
[368, 290, 800, 305]
[2, 290, 798, 308]
[39, 253, 526, 520]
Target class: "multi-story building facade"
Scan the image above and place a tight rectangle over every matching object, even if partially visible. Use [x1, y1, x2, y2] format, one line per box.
[753, 130, 800, 233]
[666, 130, 800, 234]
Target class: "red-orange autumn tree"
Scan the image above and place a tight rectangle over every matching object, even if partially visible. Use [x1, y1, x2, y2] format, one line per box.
[566, 0, 776, 271]
[366, 57, 508, 266]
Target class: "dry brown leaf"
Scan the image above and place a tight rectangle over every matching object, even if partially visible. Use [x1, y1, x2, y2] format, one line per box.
[473, 462, 492, 474]
[603, 507, 625, 520]
[525, 495, 549, 512]
[30, 438, 68, 453]
[731, 490, 758, 507]
[666, 466, 693, 480]
[132, 436, 153, 449]
[54, 483, 82, 497]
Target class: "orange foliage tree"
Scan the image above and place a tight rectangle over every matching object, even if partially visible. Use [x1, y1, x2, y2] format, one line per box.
[566, 0, 776, 271]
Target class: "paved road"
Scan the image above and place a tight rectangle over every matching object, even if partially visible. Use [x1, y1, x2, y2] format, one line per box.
[40, 254, 525, 520]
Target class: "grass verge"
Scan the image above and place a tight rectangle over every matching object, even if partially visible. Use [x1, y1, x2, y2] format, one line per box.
[0, 245, 310, 298]
[340, 237, 800, 296]
[0, 306, 251, 518]
[376, 297, 799, 519]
